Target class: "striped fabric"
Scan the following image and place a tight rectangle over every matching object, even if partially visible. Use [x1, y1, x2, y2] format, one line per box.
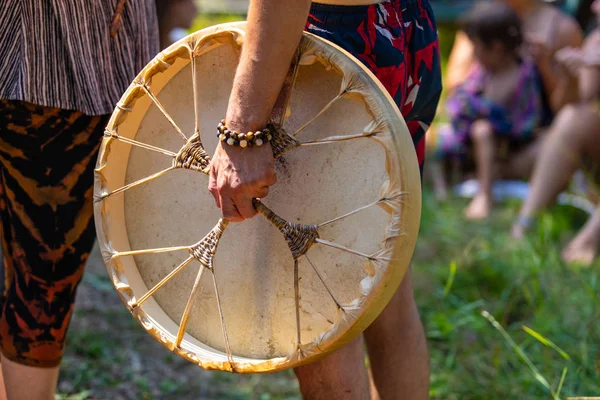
[0, 0, 159, 116]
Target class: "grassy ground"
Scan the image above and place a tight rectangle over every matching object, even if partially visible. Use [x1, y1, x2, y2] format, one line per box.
[56, 16, 599, 400]
[58, 192, 599, 399]
[418, 193, 599, 399]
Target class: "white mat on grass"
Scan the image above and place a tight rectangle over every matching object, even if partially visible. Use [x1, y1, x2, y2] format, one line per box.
[453, 179, 595, 215]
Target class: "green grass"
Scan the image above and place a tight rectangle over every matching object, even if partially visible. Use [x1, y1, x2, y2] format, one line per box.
[417, 190, 599, 399]
[55, 14, 600, 400]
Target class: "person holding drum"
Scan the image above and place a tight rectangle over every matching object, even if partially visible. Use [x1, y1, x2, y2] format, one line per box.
[209, 0, 442, 398]
[0, 2, 158, 399]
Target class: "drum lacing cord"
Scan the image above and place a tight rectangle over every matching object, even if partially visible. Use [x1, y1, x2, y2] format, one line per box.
[188, 220, 228, 269]
[252, 200, 318, 353]
[110, 0, 127, 38]
[183, 219, 235, 369]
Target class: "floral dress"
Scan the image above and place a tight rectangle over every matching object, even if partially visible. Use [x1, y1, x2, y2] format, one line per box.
[432, 58, 543, 160]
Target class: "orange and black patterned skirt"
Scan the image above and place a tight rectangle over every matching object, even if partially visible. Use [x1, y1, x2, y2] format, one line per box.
[0, 100, 108, 367]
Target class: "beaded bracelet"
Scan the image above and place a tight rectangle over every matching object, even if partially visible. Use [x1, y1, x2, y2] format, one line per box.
[217, 119, 273, 148]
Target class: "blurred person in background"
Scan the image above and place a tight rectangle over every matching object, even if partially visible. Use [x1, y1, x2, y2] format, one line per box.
[510, 0, 584, 112]
[429, 3, 544, 219]
[156, 0, 199, 49]
[0, 2, 158, 398]
[512, 0, 600, 265]
[429, 0, 584, 200]
[446, 0, 583, 111]
[504, 0, 585, 181]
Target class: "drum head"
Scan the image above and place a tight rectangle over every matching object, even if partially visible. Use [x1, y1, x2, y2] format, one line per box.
[94, 22, 421, 373]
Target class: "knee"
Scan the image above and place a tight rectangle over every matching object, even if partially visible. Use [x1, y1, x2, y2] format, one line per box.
[294, 338, 368, 397]
[553, 104, 580, 135]
[470, 119, 494, 142]
[556, 103, 580, 120]
[294, 366, 325, 398]
[552, 104, 596, 142]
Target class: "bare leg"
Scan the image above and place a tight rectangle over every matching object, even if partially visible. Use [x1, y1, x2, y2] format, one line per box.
[1, 357, 58, 400]
[424, 126, 449, 201]
[465, 120, 495, 220]
[368, 366, 380, 400]
[294, 336, 370, 399]
[364, 272, 429, 400]
[427, 160, 449, 201]
[562, 207, 600, 265]
[512, 105, 600, 238]
[0, 362, 6, 400]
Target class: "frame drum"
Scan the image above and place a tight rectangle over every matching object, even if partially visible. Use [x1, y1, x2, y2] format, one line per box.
[94, 22, 421, 373]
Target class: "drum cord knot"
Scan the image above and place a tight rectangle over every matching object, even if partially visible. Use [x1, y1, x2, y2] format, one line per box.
[189, 219, 229, 268]
[173, 133, 211, 174]
[269, 125, 301, 158]
[253, 200, 319, 260]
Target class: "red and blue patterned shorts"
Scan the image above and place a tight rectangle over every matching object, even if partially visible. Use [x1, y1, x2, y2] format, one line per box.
[306, 0, 443, 173]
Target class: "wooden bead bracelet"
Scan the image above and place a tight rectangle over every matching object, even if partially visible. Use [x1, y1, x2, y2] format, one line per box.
[217, 119, 273, 148]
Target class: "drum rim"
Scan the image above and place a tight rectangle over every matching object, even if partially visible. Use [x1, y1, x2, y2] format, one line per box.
[94, 21, 422, 373]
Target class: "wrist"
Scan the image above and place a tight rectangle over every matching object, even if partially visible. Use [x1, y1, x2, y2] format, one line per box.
[225, 101, 271, 133]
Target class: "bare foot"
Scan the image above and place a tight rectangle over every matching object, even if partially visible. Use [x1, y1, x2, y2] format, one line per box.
[464, 193, 492, 220]
[511, 215, 535, 239]
[561, 218, 600, 265]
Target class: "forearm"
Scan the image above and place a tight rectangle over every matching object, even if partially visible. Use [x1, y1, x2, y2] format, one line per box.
[226, 0, 312, 132]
